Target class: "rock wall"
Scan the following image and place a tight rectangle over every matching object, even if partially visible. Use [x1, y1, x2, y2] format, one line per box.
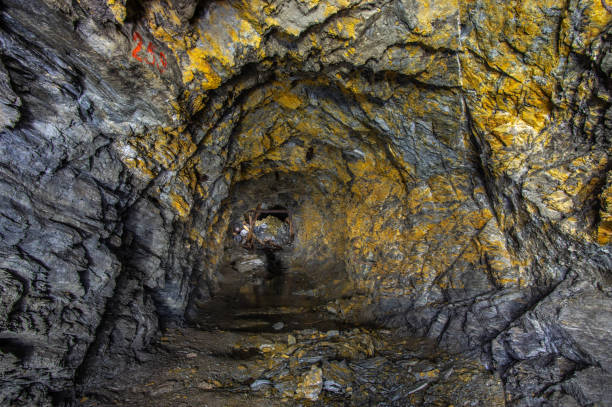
[0, 0, 610, 405]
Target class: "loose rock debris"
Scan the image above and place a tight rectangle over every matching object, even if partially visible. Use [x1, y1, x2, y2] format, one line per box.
[80, 327, 504, 406]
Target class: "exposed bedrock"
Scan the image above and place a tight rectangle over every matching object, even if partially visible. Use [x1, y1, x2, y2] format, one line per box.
[0, 0, 610, 405]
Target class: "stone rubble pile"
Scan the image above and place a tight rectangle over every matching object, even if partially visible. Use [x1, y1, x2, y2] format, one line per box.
[237, 327, 504, 405]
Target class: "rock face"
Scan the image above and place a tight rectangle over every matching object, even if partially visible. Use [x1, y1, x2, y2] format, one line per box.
[0, 0, 610, 405]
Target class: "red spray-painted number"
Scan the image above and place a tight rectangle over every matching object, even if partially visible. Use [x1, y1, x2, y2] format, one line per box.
[131, 31, 167, 73]
[146, 42, 156, 65]
[131, 32, 143, 62]
[158, 52, 167, 73]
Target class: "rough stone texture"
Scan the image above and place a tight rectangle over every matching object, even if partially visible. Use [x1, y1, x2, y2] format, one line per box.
[0, 0, 610, 405]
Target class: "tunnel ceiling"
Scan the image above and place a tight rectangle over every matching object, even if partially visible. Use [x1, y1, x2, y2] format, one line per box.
[0, 0, 611, 405]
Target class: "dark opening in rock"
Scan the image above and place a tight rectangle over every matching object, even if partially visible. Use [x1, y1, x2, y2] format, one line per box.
[256, 205, 290, 222]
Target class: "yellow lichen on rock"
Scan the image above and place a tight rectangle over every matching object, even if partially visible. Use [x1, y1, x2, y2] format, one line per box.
[561, 0, 612, 52]
[113, 126, 203, 218]
[457, 0, 612, 246]
[168, 191, 190, 218]
[183, 46, 223, 89]
[106, 0, 126, 24]
[597, 173, 612, 245]
[275, 90, 303, 110]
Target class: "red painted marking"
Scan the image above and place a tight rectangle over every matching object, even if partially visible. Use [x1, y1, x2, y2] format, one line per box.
[158, 52, 167, 73]
[131, 31, 168, 74]
[131, 32, 143, 62]
[146, 42, 156, 66]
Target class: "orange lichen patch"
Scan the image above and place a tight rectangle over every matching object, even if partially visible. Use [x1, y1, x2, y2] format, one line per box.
[598, 220, 612, 245]
[518, 99, 553, 132]
[457, 0, 606, 240]
[476, 113, 550, 179]
[347, 148, 397, 179]
[345, 161, 499, 291]
[106, 0, 126, 24]
[597, 173, 612, 245]
[265, 124, 291, 150]
[488, 114, 535, 147]
[475, 218, 530, 287]
[183, 47, 223, 89]
[149, 128, 197, 169]
[327, 16, 361, 40]
[114, 139, 157, 181]
[234, 0, 365, 37]
[115, 126, 201, 211]
[544, 190, 575, 214]
[178, 160, 208, 200]
[561, 153, 608, 196]
[168, 191, 190, 217]
[407, 174, 469, 214]
[563, 0, 612, 52]
[517, 151, 608, 241]
[240, 81, 309, 114]
[143, 1, 263, 92]
[234, 127, 268, 164]
[189, 228, 205, 247]
[323, 3, 340, 17]
[458, 0, 568, 195]
[234, 0, 278, 28]
[585, 1, 612, 38]
[428, 173, 469, 204]
[122, 156, 157, 181]
[296, 197, 348, 261]
[275, 91, 303, 110]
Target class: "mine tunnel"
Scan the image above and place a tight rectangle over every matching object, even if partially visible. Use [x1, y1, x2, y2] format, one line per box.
[1, 0, 611, 406]
[188, 171, 358, 334]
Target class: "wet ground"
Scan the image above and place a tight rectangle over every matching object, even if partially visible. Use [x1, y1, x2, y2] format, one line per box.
[190, 245, 357, 334]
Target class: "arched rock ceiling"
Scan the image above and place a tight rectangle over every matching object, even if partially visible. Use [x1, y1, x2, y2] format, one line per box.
[96, 0, 611, 246]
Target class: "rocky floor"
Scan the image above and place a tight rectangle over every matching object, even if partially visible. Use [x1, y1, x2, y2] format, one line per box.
[79, 246, 505, 406]
[79, 325, 504, 406]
